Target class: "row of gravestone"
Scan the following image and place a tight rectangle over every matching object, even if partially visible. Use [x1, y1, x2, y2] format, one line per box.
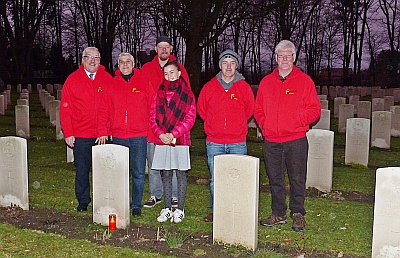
[0, 135, 398, 256]
[316, 85, 400, 101]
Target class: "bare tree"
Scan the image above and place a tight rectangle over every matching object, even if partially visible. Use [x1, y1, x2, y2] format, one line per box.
[378, 0, 400, 52]
[0, 0, 54, 83]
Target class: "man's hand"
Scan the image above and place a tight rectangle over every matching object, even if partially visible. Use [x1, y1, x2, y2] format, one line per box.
[96, 136, 108, 145]
[65, 136, 75, 148]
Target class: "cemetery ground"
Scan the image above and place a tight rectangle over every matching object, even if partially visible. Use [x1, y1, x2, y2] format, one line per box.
[0, 91, 399, 258]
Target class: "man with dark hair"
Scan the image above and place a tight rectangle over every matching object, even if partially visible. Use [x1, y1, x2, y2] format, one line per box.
[141, 35, 190, 209]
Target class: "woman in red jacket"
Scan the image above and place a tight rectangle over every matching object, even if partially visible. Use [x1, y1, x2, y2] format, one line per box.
[149, 61, 196, 223]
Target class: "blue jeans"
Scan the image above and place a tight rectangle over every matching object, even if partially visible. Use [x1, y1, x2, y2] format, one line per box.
[206, 141, 247, 210]
[147, 142, 177, 199]
[262, 137, 308, 217]
[113, 137, 147, 210]
[73, 137, 97, 205]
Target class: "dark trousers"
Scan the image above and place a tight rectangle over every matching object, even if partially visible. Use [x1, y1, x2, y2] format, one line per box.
[262, 137, 308, 217]
[73, 137, 96, 205]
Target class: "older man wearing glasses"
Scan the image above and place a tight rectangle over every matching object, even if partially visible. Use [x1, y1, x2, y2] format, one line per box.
[60, 46, 112, 212]
[255, 40, 321, 232]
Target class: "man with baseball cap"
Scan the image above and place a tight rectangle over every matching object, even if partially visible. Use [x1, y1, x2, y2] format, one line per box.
[197, 49, 255, 222]
[141, 35, 190, 209]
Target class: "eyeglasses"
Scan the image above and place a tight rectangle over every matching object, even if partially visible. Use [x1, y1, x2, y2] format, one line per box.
[83, 55, 100, 61]
[277, 54, 294, 60]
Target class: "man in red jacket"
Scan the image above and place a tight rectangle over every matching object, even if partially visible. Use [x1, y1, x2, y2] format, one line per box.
[255, 40, 321, 232]
[197, 50, 255, 222]
[141, 36, 190, 209]
[97, 52, 154, 216]
[60, 47, 112, 212]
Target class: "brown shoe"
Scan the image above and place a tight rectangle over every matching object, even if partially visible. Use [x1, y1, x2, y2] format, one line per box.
[291, 213, 306, 232]
[203, 213, 213, 222]
[260, 214, 287, 227]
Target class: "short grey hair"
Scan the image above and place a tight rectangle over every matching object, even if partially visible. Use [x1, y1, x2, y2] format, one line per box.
[82, 47, 100, 57]
[118, 52, 135, 63]
[275, 40, 296, 55]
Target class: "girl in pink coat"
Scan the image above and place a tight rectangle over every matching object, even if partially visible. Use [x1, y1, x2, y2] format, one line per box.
[149, 61, 196, 223]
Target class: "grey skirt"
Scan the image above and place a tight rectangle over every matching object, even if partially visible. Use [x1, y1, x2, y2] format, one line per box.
[151, 145, 191, 171]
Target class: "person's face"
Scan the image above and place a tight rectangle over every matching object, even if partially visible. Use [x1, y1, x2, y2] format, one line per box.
[276, 48, 295, 72]
[220, 58, 237, 81]
[155, 42, 172, 61]
[118, 56, 134, 75]
[82, 49, 101, 73]
[163, 65, 181, 81]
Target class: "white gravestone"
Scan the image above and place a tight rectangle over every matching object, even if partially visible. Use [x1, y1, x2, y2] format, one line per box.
[319, 100, 328, 110]
[92, 144, 130, 229]
[2, 93, 8, 110]
[372, 98, 385, 112]
[384, 96, 395, 111]
[318, 95, 327, 100]
[357, 101, 371, 119]
[334, 97, 346, 118]
[312, 109, 330, 130]
[349, 95, 359, 115]
[390, 106, 400, 137]
[6, 90, 11, 106]
[0, 95, 4, 115]
[338, 104, 354, 133]
[0, 137, 29, 210]
[371, 111, 391, 149]
[306, 129, 334, 192]
[345, 118, 370, 167]
[49, 100, 60, 126]
[66, 145, 74, 163]
[15, 105, 30, 139]
[17, 99, 28, 106]
[56, 106, 64, 140]
[213, 154, 259, 251]
[372, 167, 400, 258]
[393, 89, 400, 103]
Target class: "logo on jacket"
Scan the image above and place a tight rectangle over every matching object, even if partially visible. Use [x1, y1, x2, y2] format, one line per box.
[230, 93, 238, 100]
[97, 87, 102, 92]
[132, 88, 140, 92]
[285, 89, 294, 95]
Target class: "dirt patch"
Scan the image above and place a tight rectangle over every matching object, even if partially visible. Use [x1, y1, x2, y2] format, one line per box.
[0, 187, 371, 258]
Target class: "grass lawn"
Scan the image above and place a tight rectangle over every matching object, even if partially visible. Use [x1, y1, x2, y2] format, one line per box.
[1, 88, 399, 257]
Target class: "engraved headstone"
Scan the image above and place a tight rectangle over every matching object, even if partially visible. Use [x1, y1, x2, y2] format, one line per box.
[345, 118, 370, 166]
[349, 95, 359, 115]
[372, 167, 400, 257]
[358, 101, 371, 119]
[390, 106, 400, 137]
[49, 100, 60, 126]
[0, 95, 4, 115]
[384, 96, 395, 111]
[334, 97, 346, 118]
[306, 129, 334, 192]
[0, 136, 29, 210]
[338, 104, 354, 133]
[15, 105, 30, 139]
[92, 144, 130, 229]
[371, 111, 391, 149]
[319, 100, 328, 110]
[372, 98, 385, 112]
[312, 109, 330, 130]
[17, 99, 28, 106]
[213, 154, 259, 251]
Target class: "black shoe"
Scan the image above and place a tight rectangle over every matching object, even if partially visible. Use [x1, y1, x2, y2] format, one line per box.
[143, 196, 162, 208]
[77, 203, 88, 212]
[132, 208, 142, 216]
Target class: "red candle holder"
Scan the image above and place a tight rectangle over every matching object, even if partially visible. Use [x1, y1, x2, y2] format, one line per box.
[109, 214, 116, 230]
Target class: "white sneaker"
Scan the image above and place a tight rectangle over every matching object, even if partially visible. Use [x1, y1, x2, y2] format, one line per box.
[173, 209, 185, 223]
[157, 208, 173, 222]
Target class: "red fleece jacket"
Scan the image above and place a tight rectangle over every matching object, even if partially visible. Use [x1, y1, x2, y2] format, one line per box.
[97, 68, 154, 138]
[197, 77, 255, 144]
[254, 66, 321, 143]
[141, 54, 190, 142]
[60, 65, 112, 138]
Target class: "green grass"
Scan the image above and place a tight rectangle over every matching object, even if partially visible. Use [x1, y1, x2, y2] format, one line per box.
[1, 89, 400, 257]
